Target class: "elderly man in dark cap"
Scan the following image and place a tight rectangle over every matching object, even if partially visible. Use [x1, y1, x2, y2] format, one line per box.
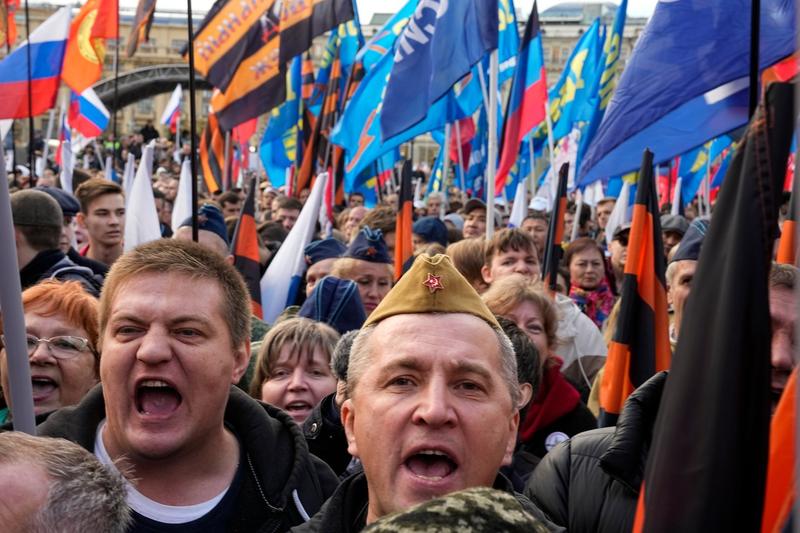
[293, 254, 560, 532]
[12, 190, 102, 295]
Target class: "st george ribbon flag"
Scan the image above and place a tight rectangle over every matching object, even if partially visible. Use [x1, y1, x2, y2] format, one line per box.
[380, 0, 498, 140]
[579, 0, 795, 186]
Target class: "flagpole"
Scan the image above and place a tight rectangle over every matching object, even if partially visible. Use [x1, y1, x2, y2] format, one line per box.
[544, 99, 557, 181]
[0, 151, 36, 434]
[6, 41, 15, 180]
[223, 130, 231, 191]
[486, 49, 498, 239]
[23, 0, 33, 182]
[454, 120, 466, 192]
[441, 122, 451, 215]
[529, 135, 537, 198]
[40, 108, 55, 175]
[112, 5, 120, 155]
[748, 0, 760, 118]
[186, 0, 199, 243]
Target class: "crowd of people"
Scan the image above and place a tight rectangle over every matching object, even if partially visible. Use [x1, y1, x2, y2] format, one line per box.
[0, 123, 797, 532]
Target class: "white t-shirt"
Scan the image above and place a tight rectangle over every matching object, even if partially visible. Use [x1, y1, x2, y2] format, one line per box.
[94, 420, 230, 525]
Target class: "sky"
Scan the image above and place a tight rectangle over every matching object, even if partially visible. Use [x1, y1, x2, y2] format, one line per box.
[109, 0, 660, 19]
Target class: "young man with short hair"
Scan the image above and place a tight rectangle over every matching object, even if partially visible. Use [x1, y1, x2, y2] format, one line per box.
[481, 228, 540, 285]
[75, 178, 126, 267]
[275, 196, 303, 232]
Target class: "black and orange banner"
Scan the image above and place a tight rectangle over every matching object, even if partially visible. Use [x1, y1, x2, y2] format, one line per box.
[301, 52, 315, 101]
[126, 0, 156, 57]
[761, 369, 796, 533]
[210, 25, 286, 132]
[278, 0, 354, 64]
[199, 111, 225, 193]
[231, 178, 263, 319]
[634, 83, 795, 533]
[599, 150, 671, 427]
[191, 0, 276, 92]
[541, 163, 569, 296]
[0, 0, 19, 47]
[394, 160, 413, 280]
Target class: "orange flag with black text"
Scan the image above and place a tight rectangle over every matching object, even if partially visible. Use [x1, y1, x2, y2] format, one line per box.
[599, 150, 671, 426]
[231, 178, 263, 318]
[394, 160, 413, 280]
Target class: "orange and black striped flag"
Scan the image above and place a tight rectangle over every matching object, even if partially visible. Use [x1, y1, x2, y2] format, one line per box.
[301, 52, 315, 102]
[210, 6, 285, 131]
[776, 176, 797, 265]
[599, 149, 671, 427]
[199, 111, 225, 194]
[633, 82, 794, 533]
[394, 160, 413, 280]
[231, 178, 263, 319]
[191, 0, 277, 92]
[296, 52, 341, 195]
[126, 0, 156, 57]
[541, 163, 569, 296]
[278, 0, 354, 64]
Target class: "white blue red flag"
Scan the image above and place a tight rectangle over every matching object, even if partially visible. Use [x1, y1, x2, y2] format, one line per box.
[380, 0, 498, 140]
[160, 83, 182, 131]
[260, 171, 328, 323]
[0, 7, 70, 119]
[494, 1, 546, 193]
[68, 88, 109, 139]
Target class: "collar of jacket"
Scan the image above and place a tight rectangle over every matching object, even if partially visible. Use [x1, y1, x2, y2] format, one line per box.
[599, 371, 669, 490]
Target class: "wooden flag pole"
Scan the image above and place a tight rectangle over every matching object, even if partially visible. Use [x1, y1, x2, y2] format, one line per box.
[186, 0, 199, 242]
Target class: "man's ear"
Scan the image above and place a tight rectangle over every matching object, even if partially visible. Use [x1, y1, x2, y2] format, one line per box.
[231, 341, 251, 385]
[518, 383, 533, 409]
[76, 212, 86, 228]
[342, 398, 359, 458]
[502, 411, 520, 466]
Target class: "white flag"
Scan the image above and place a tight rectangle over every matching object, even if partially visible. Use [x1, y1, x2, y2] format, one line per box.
[123, 141, 161, 251]
[171, 159, 193, 232]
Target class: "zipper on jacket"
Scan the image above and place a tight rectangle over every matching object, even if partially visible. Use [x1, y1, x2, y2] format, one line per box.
[246, 453, 283, 513]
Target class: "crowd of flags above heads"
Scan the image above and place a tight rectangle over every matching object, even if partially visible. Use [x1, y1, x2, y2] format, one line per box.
[0, 0, 795, 208]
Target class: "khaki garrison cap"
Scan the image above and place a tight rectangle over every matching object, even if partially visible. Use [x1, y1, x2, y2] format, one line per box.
[364, 253, 501, 330]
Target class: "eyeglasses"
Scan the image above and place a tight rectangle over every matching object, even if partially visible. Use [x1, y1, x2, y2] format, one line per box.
[0, 334, 93, 360]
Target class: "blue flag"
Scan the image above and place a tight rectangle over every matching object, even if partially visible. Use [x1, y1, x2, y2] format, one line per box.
[579, 0, 795, 185]
[497, 0, 520, 84]
[331, 48, 449, 183]
[356, 0, 418, 71]
[380, 0, 499, 140]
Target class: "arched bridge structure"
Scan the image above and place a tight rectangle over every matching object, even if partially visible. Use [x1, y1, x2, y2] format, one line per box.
[92, 64, 212, 111]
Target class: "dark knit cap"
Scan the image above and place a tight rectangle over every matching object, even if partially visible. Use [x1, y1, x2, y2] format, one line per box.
[413, 216, 448, 247]
[11, 189, 63, 228]
[35, 186, 80, 217]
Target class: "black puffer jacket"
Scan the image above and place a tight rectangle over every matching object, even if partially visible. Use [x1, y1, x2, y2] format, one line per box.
[38, 385, 339, 532]
[524, 371, 668, 533]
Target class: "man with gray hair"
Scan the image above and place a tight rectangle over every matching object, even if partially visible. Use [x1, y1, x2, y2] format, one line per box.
[0, 432, 130, 532]
[293, 254, 559, 532]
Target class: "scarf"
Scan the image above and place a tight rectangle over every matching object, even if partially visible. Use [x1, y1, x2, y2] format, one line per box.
[520, 358, 581, 442]
[569, 279, 615, 328]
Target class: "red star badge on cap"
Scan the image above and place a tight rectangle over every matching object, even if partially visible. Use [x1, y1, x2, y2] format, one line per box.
[423, 273, 444, 294]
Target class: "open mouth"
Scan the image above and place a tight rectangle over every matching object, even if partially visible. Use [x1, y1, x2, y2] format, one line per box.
[403, 449, 458, 481]
[135, 379, 182, 417]
[31, 377, 57, 399]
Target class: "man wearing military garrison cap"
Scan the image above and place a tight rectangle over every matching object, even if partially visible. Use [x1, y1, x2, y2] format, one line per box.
[293, 254, 561, 532]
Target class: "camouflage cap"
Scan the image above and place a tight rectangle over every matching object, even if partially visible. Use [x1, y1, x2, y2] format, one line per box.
[363, 254, 500, 330]
[362, 487, 551, 533]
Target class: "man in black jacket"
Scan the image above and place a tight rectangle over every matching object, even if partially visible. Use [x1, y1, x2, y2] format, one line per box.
[38, 239, 338, 531]
[294, 254, 560, 532]
[12, 189, 102, 296]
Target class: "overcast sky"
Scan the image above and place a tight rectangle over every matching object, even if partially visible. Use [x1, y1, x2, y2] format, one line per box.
[109, 0, 660, 19]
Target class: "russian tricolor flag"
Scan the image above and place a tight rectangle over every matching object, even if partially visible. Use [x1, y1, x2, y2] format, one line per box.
[495, 1, 548, 193]
[160, 84, 182, 133]
[0, 7, 70, 119]
[68, 88, 110, 139]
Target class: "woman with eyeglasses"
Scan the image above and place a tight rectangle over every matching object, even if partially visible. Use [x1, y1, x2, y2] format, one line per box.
[0, 280, 99, 424]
